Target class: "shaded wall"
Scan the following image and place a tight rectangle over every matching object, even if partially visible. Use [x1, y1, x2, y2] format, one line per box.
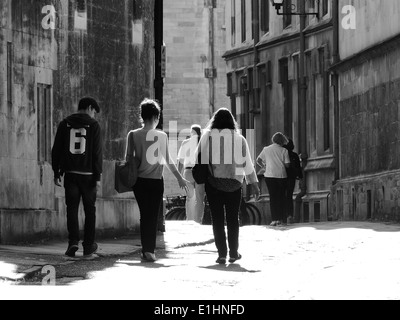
[0, 0, 156, 243]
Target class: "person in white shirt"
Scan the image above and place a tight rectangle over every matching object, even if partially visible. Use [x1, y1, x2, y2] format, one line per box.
[196, 108, 260, 264]
[177, 125, 205, 223]
[256, 132, 290, 227]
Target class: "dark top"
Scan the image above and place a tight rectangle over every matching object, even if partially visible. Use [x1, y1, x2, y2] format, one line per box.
[285, 150, 303, 180]
[52, 113, 103, 181]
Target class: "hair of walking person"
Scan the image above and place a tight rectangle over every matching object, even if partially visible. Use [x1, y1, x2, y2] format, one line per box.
[285, 138, 295, 151]
[272, 132, 289, 146]
[78, 97, 100, 113]
[191, 124, 202, 144]
[206, 108, 239, 132]
[140, 98, 161, 122]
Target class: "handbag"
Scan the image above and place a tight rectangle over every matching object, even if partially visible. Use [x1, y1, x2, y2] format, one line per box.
[115, 132, 139, 193]
[192, 152, 209, 185]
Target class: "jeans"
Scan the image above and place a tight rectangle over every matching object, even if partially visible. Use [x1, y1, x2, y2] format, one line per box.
[133, 178, 164, 254]
[64, 173, 97, 248]
[205, 182, 242, 258]
[265, 178, 287, 223]
[183, 169, 205, 223]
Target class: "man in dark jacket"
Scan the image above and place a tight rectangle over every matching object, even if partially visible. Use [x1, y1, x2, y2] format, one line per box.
[284, 139, 303, 224]
[52, 97, 103, 258]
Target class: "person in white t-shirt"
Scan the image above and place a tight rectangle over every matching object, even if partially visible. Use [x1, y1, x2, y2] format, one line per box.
[177, 125, 205, 223]
[256, 132, 290, 227]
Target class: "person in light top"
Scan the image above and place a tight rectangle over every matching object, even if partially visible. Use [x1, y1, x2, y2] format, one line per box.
[256, 132, 290, 227]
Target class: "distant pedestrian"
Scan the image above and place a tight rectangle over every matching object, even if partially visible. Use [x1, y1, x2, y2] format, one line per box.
[177, 125, 206, 224]
[284, 138, 303, 224]
[127, 98, 189, 263]
[256, 132, 290, 227]
[52, 97, 103, 258]
[196, 108, 260, 264]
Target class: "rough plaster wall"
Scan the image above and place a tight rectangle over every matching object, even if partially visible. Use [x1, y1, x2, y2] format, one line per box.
[0, 0, 155, 207]
[339, 0, 400, 59]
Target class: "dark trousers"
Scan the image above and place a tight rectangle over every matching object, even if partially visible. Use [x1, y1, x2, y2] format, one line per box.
[285, 178, 296, 218]
[205, 182, 242, 258]
[133, 178, 164, 254]
[64, 173, 97, 248]
[265, 178, 287, 222]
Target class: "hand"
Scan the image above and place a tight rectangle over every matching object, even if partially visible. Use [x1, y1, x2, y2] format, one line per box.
[54, 177, 62, 187]
[178, 177, 190, 193]
[96, 181, 101, 192]
[252, 183, 261, 202]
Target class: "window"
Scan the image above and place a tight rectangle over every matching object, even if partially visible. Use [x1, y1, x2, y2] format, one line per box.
[279, 58, 293, 138]
[260, 0, 270, 33]
[133, 0, 143, 21]
[7, 42, 13, 109]
[251, 0, 258, 40]
[75, 0, 87, 30]
[37, 84, 52, 163]
[322, 0, 329, 16]
[283, 0, 292, 28]
[231, 0, 236, 47]
[241, 0, 246, 42]
[319, 46, 330, 151]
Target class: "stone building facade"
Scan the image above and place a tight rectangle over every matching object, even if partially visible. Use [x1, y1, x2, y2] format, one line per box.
[162, 0, 228, 196]
[331, 0, 400, 222]
[0, 0, 162, 243]
[223, 0, 335, 223]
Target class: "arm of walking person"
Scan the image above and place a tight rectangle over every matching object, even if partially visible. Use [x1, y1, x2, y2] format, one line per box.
[163, 136, 189, 192]
[256, 149, 266, 169]
[92, 122, 103, 191]
[51, 121, 65, 187]
[242, 137, 260, 201]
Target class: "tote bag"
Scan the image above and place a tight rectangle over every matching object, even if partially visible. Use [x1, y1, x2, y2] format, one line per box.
[115, 132, 139, 193]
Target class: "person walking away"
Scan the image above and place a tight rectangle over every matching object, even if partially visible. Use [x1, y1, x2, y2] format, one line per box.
[177, 125, 206, 223]
[196, 108, 260, 264]
[126, 98, 189, 262]
[256, 133, 290, 227]
[52, 97, 102, 258]
[284, 139, 303, 224]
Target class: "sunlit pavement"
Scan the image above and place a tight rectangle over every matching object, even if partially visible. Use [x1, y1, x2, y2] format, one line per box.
[59, 221, 400, 300]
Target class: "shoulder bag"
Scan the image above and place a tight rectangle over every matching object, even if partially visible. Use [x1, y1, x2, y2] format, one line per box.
[115, 131, 139, 193]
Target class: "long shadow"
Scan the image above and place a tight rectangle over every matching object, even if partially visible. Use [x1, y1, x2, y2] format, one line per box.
[200, 263, 261, 274]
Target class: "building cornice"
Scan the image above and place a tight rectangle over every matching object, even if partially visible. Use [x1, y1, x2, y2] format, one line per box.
[223, 19, 333, 61]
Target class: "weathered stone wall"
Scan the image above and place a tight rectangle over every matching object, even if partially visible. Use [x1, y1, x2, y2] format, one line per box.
[163, 0, 228, 197]
[0, 0, 156, 243]
[332, 42, 400, 222]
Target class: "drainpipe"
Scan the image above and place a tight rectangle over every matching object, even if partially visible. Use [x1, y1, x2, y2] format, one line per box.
[294, 0, 308, 223]
[332, 0, 340, 182]
[208, 2, 216, 117]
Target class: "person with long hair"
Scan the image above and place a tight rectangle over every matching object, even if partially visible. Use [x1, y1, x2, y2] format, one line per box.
[178, 124, 206, 223]
[283, 138, 303, 224]
[196, 108, 260, 264]
[256, 132, 290, 227]
[125, 98, 188, 262]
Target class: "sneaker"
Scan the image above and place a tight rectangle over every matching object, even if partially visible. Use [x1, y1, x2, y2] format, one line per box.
[65, 244, 79, 258]
[216, 257, 227, 265]
[229, 253, 242, 264]
[83, 243, 98, 257]
[141, 252, 157, 262]
[270, 221, 278, 227]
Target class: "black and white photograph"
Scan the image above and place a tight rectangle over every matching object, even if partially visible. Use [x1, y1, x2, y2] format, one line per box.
[1, 0, 400, 305]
